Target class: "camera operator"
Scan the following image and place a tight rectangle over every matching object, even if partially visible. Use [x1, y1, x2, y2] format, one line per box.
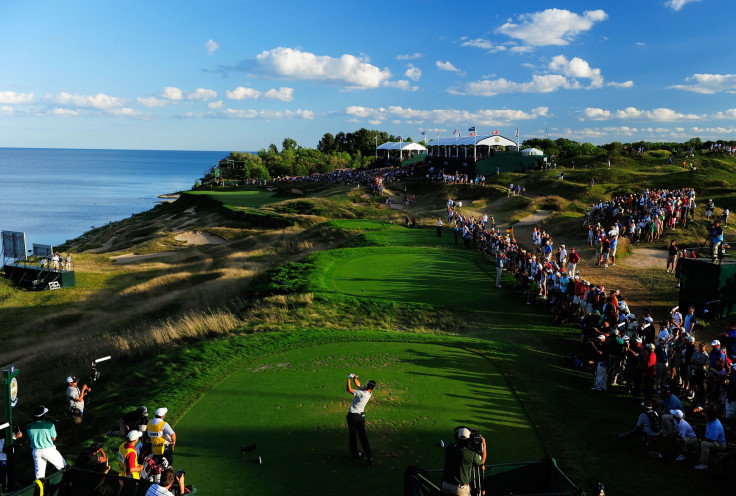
[66, 376, 91, 443]
[145, 467, 185, 496]
[711, 220, 724, 262]
[442, 428, 486, 496]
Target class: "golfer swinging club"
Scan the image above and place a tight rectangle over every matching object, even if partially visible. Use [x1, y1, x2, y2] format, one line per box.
[346, 373, 376, 467]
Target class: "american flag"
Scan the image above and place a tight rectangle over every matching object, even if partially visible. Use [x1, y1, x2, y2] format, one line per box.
[468, 126, 476, 137]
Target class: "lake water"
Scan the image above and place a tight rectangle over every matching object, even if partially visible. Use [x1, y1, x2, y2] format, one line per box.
[0, 148, 228, 249]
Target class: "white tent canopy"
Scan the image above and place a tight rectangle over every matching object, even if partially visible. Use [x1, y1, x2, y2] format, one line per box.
[376, 142, 427, 152]
[521, 147, 543, 156]
[426, 134, 519, 150]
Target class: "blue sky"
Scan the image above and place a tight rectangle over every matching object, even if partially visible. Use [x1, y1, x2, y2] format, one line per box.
[1, 0, 735, 150]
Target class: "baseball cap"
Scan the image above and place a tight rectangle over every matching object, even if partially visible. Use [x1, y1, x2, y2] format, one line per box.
[670, 410, 684, 419]
[155, 407, 168, 417]
[66, 376, 78, 383]
[457, 428, 471, 439]
[34, 406, 49, 418]
[366, 380, 377, 390]
[137, 406, 148, 415]
[712, 340, 720, 346]
[646, 343, 655, 350]
[127, 430, 142, 441]
[644, 316, 653, 323]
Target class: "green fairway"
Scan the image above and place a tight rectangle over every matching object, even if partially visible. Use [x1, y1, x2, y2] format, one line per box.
[175, 341, 543, 495]
[187, 189, 282, 207]
[319, 248, 494, 306]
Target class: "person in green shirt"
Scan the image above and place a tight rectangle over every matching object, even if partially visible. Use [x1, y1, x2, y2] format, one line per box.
[26, 406, 66, 479]
[442, 427, 486, 496]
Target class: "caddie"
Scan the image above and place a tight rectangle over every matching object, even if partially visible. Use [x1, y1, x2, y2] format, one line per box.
[148, 408, 177, 465]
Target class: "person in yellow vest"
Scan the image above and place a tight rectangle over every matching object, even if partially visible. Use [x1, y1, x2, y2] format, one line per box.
[148, 408, 176, 465]
[118, 430, 143, 479]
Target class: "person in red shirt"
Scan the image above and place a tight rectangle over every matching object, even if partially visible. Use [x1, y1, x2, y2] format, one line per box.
[118, 430, 143, 479]
[642, 344, 657, 402]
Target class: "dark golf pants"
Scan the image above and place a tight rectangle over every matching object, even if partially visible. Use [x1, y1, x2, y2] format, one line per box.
[347, 412, 372, 460]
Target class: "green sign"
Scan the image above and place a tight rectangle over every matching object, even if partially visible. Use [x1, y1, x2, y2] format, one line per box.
[3, 366, 19, 451]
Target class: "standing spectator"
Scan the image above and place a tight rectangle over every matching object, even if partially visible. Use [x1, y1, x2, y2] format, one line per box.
[346, 374, 376, 466]
[711, 220, 724, 262]
[722, 207, 730, 226]
[117, 430, 143, 479]
[66, 376, 90, 443]
[694, 409, 727, 470]
[642, 344, 657, 402]
[64, 253, 72, 271]
[705, 199, 715, 221]
[495, 251, 505, 288]
[0, 426, 22, 492]
[666, 240, 678, 273]
[436, 218, 443, 237]
[690, 343, 709, 403]
[567, 248, 580, 276]
[26, 406, 67, 479]
[148, 408, 177, 465]
[683, 306, 697, 336]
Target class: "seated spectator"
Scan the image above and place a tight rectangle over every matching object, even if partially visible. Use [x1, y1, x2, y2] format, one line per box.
[107, 406, 149, 437]
[619, 401, 660, 440]
[694, 408, 727, 470]
[145, 467, 186, 496]
[670, 410, 698, 461]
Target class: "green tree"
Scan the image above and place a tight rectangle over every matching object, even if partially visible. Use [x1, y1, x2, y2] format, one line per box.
[282, 137, 298, 152]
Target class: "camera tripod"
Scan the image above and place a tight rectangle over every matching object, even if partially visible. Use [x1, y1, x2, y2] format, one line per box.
[695, 232, 725, 264]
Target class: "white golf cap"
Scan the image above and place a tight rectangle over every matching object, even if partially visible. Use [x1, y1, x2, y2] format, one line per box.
[712, 340, 720, 347]
[66, 376, 77, 383]
[457, 427, 471, 439]
[670, 409, 684, 419]
[155, 407, 168, 417]
[127, 430, 142, 441]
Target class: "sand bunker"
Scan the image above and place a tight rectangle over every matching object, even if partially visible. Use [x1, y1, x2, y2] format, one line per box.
[86, 235, 118, 253]
[175, 231, 227, 245]
[291, 188, 304, 195]
[620, 248, 669, 269]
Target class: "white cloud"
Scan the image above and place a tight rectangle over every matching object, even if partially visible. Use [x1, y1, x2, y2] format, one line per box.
[382, 80, 419, 91]
[220, 108, 314, 120]
[253, 47, 391, 89]
[496, 9, 608, 47]
[51, 108, 80, 117]
[396, 52, 422, 60]
[607, 80, 634, 88]
[668, 73, 736, 94]
[205, 39, 220, 55]
[450, 74, 570, 96]
[226, 87, 261, 100]
[187, 88, 217, 101]
[208, 100, 223, 109]
[713, 109, 736, 119]
[368, 119, 383, 125]
[665, 0, 700, 11]
[263, 87, 294, 101]
[0, 91, 34, 104]
[346, 105, 548, 126]
[108, 107, 142, 117]
[405, 64, 422, 81]
[460, 38, 505, 52]
[582, 106, 705, 121]
[225, 86, 294, 101]
[159, 87, 184, 101]
[137, 96, 168, 107]
[548, 55, 603, 87]
[436, 60, 460, 72]
[48, 92, 124, 109]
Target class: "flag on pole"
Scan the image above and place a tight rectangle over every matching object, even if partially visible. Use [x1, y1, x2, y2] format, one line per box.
[506, 227, 514, 233]
[452, 128, 458, 135]
[420, 131, 425, 135]
[515, 128, 519, 138]
[437, 131, 440, 138]
[468, 126, 476, 137]
[492, 130, 498, 135]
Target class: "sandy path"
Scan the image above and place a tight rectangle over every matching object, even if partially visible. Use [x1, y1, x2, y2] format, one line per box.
[111, 252, 175, 264]
[86, 235, 118, 253]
